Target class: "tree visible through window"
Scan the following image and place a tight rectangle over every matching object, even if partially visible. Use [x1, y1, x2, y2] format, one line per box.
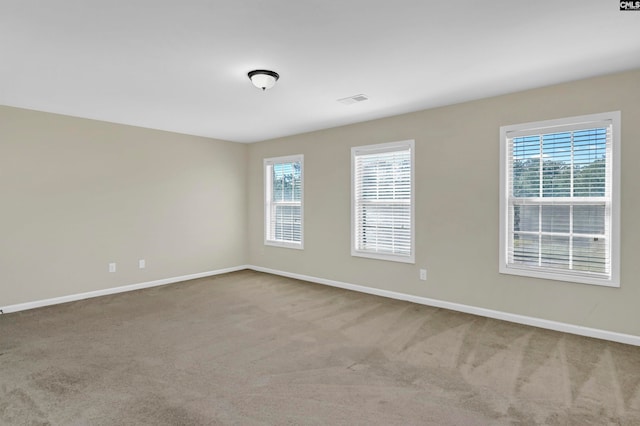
[264, 155, 303, 249]
[500, 112, 620, 287]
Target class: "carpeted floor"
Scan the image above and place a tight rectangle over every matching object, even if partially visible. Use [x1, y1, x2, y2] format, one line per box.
[1, 270, 639, 425]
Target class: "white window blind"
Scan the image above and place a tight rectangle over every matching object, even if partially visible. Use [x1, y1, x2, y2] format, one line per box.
[352, 140, 415, 263]
[500, 112, 620, 287]
[264, 155, 303, 249]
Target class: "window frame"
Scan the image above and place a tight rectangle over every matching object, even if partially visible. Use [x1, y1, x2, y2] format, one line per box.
[499, 111, 620, 287]
[351, 140, 415, 264]
[264, 154, 304, 250]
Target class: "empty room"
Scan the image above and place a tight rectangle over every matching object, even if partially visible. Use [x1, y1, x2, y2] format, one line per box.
[2, 1, 640, 424]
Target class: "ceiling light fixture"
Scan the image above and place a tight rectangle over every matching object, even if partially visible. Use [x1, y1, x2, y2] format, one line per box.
[248, 70, 279, 91]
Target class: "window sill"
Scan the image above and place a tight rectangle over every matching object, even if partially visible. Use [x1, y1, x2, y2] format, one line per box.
[351, 250, 415, 264]
[265, 240, 304, 250]
[499, 264, 619, 288]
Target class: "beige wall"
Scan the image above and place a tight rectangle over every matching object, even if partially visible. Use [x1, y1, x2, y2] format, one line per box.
[1, 106, 247, 306]
[247, 69, 640, 336]
[2, 70, 638, 337]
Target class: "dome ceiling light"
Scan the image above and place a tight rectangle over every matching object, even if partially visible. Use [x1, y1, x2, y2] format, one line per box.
[248, 70, 279, 91]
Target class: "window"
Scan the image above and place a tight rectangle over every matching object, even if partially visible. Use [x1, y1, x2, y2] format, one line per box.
[499, 112, 620, 287]
[352, 140, 415, 263]
[264, 155, 303, 249]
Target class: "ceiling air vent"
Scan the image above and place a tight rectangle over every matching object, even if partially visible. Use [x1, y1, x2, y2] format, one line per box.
[337, 94, 369, 105]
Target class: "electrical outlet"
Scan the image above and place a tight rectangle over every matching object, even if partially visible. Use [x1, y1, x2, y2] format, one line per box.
[419, 269, 427, 281]
[108, 263, 116, 273]
[139, 259, 146, 269]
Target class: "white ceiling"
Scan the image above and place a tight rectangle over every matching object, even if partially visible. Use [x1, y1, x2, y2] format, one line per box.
[2, 1, 639, 143]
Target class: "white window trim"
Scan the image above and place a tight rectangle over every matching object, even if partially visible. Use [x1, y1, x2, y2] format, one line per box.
[264, 154, 304, 250]
[499, 111, 620, 287]
[351, 140, 415, 264]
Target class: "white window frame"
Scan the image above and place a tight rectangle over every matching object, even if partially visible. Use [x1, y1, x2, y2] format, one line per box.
[351, 140, 415, 264]
[264, 154, 304, 250]
[499, 111, 620, 287]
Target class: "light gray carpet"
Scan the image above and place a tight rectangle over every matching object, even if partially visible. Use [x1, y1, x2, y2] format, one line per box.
[1, 270, 639, 425]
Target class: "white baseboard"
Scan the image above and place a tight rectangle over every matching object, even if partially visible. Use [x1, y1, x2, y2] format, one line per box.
[248, 265, 640, 347]
[4, 264, 637, 347]
[0, 265, 249, 314]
